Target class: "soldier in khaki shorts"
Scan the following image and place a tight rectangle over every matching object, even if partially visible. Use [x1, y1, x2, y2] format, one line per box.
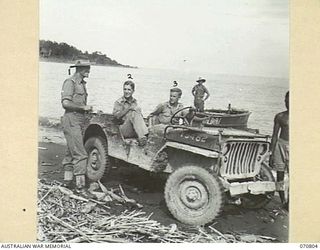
[270, 91, 289, 209]
[61, 59, 94, 198]
[192, 77, 210, 112]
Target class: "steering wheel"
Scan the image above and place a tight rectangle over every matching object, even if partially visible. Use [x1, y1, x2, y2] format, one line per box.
[170, 106, 195, 125]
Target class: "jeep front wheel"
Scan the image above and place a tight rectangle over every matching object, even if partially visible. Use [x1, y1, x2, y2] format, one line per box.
[164, 166, 224, 225]
[84, 136, 110, 182]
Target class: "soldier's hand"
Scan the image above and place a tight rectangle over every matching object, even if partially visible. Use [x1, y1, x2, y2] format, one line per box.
[269, 154, 274, 168]
[83, 105, 93, 112]
[129, 106, 138, 112]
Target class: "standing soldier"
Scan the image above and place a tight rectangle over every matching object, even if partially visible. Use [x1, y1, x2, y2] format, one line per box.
[270, 91, 289, 209]
[61, 59, 94, 198]
[192, 77, 210, 112]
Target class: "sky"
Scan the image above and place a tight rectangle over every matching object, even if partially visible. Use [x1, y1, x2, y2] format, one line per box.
[40, 0, 289, 78]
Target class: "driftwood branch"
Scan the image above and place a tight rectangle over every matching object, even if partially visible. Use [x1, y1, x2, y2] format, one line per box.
[38, 179, 277, 243]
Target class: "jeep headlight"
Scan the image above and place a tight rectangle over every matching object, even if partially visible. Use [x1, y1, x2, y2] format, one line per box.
[258, 143, 268, 156]
[222, 143, 231, 156]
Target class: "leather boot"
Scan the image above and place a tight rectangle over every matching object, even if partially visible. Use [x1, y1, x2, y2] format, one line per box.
[75, 175, 95, 199]
[138, 136, 147, 147]
[63, 170, 74, 188]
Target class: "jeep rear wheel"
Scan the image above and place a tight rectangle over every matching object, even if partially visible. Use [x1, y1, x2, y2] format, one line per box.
[240, 163, 275, 209]
[164, 166, 224, 225]
[84, 136, 110, 182]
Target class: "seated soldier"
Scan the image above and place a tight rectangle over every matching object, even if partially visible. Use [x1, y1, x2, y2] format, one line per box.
[149, 87, 186, 125]
[113, 80, 148, 146]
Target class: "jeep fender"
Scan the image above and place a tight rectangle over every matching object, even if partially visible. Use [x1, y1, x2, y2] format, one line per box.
[83, 123, 108, 143]
[152, 141, 220, 173]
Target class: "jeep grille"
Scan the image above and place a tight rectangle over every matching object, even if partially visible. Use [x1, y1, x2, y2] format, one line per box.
[220, 140, 269, 179]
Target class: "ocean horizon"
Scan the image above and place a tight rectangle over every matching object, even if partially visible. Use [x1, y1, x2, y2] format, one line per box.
[39, 61, 288, 135]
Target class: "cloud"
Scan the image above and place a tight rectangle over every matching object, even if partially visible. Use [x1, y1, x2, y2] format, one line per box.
[40, 0, 288, 77]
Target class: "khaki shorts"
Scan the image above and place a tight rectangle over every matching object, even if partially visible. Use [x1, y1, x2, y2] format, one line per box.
[194, 98, 204, 112]
[273, 138, 289, 172]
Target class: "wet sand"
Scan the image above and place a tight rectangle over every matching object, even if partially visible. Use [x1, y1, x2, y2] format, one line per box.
[38, 127, 288, 242]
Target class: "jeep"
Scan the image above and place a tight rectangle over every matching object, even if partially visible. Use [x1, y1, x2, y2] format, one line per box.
[82, 108, 279, 225]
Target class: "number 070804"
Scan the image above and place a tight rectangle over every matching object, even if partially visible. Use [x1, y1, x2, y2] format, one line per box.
[300, 244, 318, 248]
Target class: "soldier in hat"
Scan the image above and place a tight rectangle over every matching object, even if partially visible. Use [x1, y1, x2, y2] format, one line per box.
[192, 77, 210, 112]
[60, 59, 94, 198]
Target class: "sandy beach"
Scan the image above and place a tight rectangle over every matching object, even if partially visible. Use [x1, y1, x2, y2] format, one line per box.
[38, 125, 288, 242]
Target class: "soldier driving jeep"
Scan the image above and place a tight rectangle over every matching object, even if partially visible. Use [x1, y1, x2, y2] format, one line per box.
[149, 87, 186, 125]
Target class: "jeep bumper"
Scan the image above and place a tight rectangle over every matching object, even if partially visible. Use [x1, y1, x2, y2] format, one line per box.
[229, 181, 276, 196]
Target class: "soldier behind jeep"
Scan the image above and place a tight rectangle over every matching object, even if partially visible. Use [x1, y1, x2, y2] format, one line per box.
[270, 91, 289, 209]
[192, 77, 210, 112]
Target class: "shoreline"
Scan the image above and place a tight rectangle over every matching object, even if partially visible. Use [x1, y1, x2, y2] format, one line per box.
[38, 115, 272, 138]
[39, 57, 138, 69]
[38, 136, 288, 242]
[39, 126, 65, 145]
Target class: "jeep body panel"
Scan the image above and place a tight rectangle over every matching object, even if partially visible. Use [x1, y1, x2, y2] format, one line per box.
[84, 112, 272, 189]
[164, 125, 268, 149]
[165, 126, 221, 151]
[164, 141, 220, 158]
[84, 114, 169, 172]
[154, 141, 220, 173]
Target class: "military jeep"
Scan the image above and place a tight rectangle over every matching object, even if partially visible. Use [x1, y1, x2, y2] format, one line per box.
[82, 108, 277, 225]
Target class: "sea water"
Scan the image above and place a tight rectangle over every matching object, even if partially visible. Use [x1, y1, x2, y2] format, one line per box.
[39, 61, 288, 135]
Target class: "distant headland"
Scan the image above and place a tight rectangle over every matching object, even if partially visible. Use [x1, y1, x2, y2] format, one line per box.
[39, 40, 137, 69]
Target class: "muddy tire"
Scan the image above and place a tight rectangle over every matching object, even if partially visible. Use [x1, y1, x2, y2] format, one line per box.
[164, 166, 224, 225]
[84, 136, 110, 182]
[240, 163, 275, 209]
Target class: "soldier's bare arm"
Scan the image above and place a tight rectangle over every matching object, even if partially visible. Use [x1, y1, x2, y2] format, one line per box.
[62, 100, 92, 112]
[269, 114, 281, 167]
[149, 103, 164, 116]
[203, 86, 210, 100]
[191, 86, 196, 97]
[270, 114, 281, 153]
[278, 112, 289, 141]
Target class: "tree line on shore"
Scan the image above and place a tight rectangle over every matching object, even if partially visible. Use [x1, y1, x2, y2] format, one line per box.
[39, 40, 136, 68]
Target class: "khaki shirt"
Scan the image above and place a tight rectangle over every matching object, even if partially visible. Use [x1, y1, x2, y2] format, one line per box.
[113, 96, 139, 121]
[192, 84, 209, 99]
[151, 101, 185, 124]
[61, 74, 88, 106]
